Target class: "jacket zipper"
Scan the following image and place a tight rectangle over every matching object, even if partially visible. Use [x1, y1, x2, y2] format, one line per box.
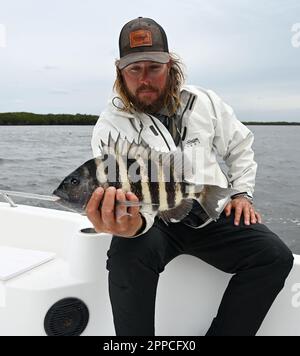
[148, 115, 171, 151]
[148, 94, 194, 151]
[179, 93, 193, 127]
[176, 94, 193, 147]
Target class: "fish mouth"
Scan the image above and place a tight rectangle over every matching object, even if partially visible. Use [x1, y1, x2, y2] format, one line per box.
[52, 189, 87, 208]
[52, 189, 67, 201]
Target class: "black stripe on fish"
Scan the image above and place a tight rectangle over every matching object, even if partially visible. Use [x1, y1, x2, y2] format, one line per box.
[180, 181, 189, 199]
[85, 159, 99, 190]
[148, 156, 159, 211]
[101, 152, 122, 190]
[128, 158, 144, 201]
[194, 191, 202, 199]
[114, 155, 122, 190]
[164, 154, 176, 209]
[103, 154, 109, 176]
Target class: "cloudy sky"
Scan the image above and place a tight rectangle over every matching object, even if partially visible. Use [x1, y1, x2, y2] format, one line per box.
[0, 0, 299, 121]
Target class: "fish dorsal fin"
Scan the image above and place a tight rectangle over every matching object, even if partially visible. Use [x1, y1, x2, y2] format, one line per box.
[100, 132, 151, 160]
[158, 198, 194, 223]
[99, 132, 196, 185]
[99, 133, 124, 158]
[127, 141, 146, 159]
[127, 137, 153, 161]
[128, 141, 195, 184]
[107, 131, 116, 151]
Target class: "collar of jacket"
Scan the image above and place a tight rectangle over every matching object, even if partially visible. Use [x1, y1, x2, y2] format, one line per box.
[107, 87, 197, 152]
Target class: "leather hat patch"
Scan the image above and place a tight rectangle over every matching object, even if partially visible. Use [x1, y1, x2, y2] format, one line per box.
[130, 30, 153, 48]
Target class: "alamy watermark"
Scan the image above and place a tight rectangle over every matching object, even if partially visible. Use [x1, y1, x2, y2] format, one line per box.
[291, 23, 300, 48]
[97, 142, 205, 188]
[0, 24, 7, 48]
[291, 283, 300, 308]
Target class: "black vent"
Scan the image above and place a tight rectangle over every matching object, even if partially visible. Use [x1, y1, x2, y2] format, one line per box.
[44, 298, 89, 336]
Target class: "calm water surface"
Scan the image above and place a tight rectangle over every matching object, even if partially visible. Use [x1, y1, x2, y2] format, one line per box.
[0, 125, 299, 253]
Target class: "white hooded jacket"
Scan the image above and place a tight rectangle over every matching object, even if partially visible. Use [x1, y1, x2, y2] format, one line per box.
[91, 85, 257, 236]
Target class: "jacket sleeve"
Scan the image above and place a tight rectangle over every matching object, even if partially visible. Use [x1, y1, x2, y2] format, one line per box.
[91, 116, 119, 157]
[207, 90, 258, 198]
[91, 115, 155, 237]
[131, 213, 155, 237]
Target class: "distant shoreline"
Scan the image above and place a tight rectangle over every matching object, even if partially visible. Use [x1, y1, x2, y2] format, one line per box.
[0, 112, 299, 126]
[242, 122, 300, 125]
[0, 112, 98, 125]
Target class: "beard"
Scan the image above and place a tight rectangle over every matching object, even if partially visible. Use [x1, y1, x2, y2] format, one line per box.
[123, 82, 169, 114]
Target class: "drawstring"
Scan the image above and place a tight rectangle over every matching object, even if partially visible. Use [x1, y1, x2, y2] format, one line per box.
[111, 96, 144, 144]
[112, 96, 144, 144]
[112, 96, 126, 111]
[112, 98, 181, 148]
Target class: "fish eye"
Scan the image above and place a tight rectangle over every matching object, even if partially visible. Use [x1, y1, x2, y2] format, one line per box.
[71, 177, 80, 185]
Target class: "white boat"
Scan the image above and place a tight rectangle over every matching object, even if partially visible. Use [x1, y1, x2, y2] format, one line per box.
[0, 200, 299, 336]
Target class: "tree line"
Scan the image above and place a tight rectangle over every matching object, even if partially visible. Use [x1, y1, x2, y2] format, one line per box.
[0, 112, 98, 125]
[0, 112, 299, 125]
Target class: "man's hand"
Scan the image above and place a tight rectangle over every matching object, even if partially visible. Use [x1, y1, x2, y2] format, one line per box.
[85, 186, 144, 238]
[224, 197, 262, 226]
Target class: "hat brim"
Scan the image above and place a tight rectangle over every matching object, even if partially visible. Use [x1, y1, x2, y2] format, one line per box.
[117, 52, 170, 69]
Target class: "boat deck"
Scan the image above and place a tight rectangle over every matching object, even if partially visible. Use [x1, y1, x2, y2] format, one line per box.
[0, 202, 299, 336]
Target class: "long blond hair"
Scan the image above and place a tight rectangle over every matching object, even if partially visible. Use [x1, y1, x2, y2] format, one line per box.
[113, 53, 186, 116]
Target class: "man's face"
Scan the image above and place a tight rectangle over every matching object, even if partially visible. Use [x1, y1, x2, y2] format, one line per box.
[121, 61, 170, 113]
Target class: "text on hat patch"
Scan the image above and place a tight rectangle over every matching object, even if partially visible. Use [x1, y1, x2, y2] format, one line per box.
[130, 30, 153, 48]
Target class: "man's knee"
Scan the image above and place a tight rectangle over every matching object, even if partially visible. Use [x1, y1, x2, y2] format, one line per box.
[243, 224, 294, 282]
[274, 244, 294, 278]
[258, 232, 294, 281]
[106, 228, 167, 284]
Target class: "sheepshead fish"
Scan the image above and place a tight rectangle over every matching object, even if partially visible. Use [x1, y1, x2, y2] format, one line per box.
[53, 133, 233, 223]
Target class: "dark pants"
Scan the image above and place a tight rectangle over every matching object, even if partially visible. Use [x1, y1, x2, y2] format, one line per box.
[106, 211, 294, 336]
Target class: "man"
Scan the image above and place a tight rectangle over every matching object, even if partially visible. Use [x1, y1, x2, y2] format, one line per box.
[86, 17, 294, 336]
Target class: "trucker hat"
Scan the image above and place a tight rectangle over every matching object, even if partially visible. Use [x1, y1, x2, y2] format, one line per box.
[117, 17, 170, 69]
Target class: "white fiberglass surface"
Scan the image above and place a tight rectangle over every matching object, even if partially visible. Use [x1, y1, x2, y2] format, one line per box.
[0, 203, 89, 257]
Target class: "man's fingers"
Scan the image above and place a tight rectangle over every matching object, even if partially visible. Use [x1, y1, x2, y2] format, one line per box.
[243, 206, 251, 225]
[224, 202, 232, 216]
[256, 211, 263, 223]
[250, 207, 257, 224]
[115, 189, 131, 222]
[85, 187, 104, 231]
[126, 192, 140, 217]
[231, 197, 261, 227]
[234, 206, 243, 226]
[101, 186, 117, 226]
[86, 187, 104, 217]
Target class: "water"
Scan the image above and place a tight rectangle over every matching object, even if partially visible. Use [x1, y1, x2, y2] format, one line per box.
[0, 125, 299, 253]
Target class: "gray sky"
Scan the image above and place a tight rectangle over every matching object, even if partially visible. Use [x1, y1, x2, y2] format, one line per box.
[0, 0, 300, 121]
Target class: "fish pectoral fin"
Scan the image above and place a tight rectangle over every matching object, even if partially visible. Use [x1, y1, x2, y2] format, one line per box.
[158, 199, 194, 223]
